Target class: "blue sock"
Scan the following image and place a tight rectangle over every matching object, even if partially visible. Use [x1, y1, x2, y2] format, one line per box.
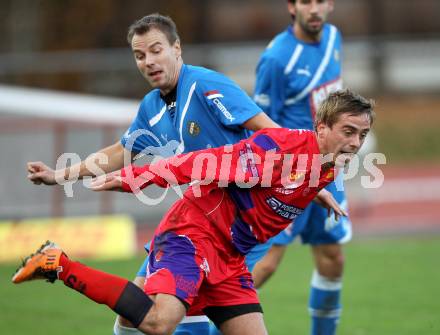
[309, 270, 342, 335]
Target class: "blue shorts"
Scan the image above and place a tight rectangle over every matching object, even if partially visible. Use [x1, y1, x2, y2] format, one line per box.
[244, 237, 274, 272]
[136, 242, 151, 277]
[174, 320, 210, 334]
[272, 174, 352, 246]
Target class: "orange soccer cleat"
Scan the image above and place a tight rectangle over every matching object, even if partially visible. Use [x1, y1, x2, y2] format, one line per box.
[12, 240, 63, 284]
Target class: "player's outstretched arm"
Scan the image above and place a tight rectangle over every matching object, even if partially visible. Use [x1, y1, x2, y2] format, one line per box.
[27, 161, 59, 185]
[90, 170, 124, 192]
[92, 130, 280, 194]
[313, 188, 348, 221]
[27, 142, 132, 186]
[242, 112, 280, 131]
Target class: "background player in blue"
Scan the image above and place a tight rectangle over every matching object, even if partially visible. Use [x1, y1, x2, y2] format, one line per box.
[252, 1, 348, 334]
[27, 14, 279, 335]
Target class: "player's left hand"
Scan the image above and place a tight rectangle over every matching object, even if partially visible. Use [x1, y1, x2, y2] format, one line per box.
[90, 170, 124, 192]
[314, 189, 348, 221]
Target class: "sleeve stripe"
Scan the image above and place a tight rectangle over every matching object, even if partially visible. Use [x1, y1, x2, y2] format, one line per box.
[148, 105, 167, 127]
[176, 81, 197, 154]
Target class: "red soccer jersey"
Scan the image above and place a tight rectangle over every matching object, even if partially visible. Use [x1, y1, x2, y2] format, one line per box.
[121, 128, 335, 255]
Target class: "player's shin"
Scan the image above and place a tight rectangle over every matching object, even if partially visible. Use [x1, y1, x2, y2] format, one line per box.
[308, 270, 342, 335]
[58, 254, 153, 328]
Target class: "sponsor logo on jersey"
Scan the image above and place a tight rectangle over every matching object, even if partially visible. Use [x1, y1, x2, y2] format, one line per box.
[265, 196, 304, 221]
[310, 77, 343, 118]
[187, 121, 200, 136]
[212, 98, 235, 122]
[205, 90, 235, 122]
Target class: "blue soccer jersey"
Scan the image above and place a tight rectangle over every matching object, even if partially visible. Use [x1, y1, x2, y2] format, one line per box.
[254, 23, 343, 131]
[121, 64, 260, 157]
[253, 23, 350, 249]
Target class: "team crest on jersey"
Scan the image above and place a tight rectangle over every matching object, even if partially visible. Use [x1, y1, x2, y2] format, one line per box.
[284, 170, 307, 189]
[187, 121, 200, 136]
[289, 171, 305, 182]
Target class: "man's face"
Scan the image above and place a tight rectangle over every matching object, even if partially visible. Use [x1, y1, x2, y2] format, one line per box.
[131, 29, 182, 94]
[317, 112, 371, 166]
[288, 0, 334, 37]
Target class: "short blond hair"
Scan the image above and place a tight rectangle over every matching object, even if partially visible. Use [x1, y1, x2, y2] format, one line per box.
[315, 89, 375, 129]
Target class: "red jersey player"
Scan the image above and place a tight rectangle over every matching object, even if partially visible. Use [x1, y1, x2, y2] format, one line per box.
[13, 90, 374, 335]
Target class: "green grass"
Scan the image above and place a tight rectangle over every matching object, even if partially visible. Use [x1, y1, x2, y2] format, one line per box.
[1, 237, 439, 334]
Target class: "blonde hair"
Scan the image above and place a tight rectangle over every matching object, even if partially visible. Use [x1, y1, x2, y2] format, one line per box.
[315, 89, 375, 129]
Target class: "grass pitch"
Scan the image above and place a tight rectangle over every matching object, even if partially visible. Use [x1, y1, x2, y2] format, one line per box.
[1, 236, 439, 335]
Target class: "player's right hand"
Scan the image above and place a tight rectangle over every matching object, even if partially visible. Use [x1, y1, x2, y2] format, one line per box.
[27, 161, 57, 185]
[90, 170, 124, 192]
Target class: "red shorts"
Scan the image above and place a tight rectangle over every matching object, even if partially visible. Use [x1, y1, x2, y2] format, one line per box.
[143, 199, 260, 312]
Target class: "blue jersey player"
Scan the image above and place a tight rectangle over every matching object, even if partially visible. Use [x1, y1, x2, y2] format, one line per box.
[27, 14, 279, 335]
[252, 1, 348, 334]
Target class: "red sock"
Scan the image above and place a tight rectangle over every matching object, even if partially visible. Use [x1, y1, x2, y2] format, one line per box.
[58, 254, 128, 309]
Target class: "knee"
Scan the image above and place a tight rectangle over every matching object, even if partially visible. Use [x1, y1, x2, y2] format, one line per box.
[329, 251, 345, 270]
[315, 248, 345, 279]
[137, 310, 181, 335]
[138, 319, 175, 335]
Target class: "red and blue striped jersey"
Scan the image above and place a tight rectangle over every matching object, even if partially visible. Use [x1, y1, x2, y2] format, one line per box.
[121, 128, 335, 254]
